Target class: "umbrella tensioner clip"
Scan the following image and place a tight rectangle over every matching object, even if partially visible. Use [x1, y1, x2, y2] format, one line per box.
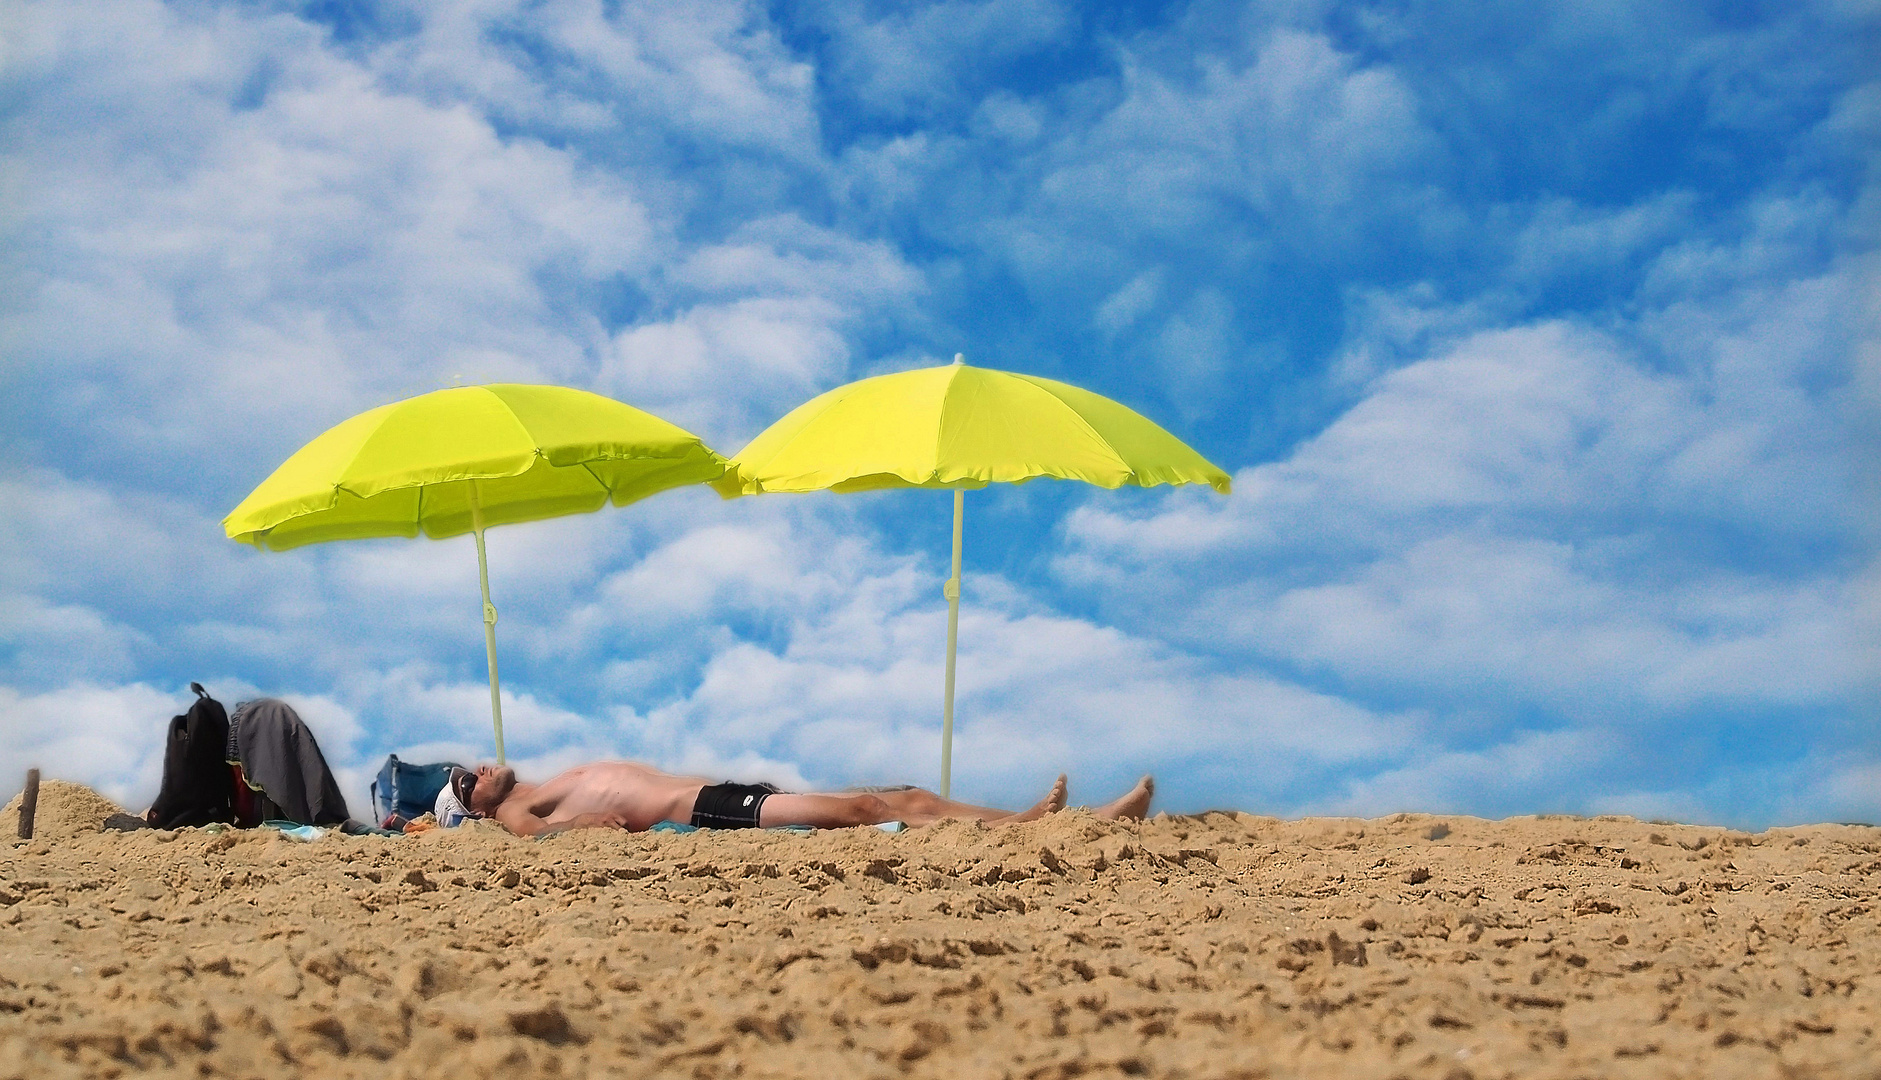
[483, 602, 498, 626]
[942, 579, 960, 601]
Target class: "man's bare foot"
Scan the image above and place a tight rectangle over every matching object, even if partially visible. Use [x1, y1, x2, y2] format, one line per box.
[1004, 774, 1069, 823]
[1091, 776, 1154, 821]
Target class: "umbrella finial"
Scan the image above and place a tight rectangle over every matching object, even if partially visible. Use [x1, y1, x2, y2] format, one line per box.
[953, 353, 965, 366]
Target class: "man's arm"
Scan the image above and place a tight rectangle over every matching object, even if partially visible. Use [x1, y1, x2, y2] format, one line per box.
[540, 812, 630, 836]
[495, 804, 627, 837]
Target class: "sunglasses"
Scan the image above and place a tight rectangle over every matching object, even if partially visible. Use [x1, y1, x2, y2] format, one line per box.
[452, 768, 478, 805]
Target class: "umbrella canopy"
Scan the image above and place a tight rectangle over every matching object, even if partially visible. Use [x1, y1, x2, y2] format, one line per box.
[226, 384, 729, 762]
[713, 360, 1231, 496]
[716, 357, 1229, 794]
[228, 384, 727, 549]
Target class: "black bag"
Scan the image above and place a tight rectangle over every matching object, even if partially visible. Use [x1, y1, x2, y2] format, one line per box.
[148, 683, 235, 828]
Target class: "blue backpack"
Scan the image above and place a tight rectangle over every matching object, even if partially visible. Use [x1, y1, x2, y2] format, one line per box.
[370, 755, 463, 824]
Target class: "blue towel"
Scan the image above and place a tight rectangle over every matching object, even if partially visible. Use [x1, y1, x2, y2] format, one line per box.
[643, 820, 902, 834]
[260, 820, 325, 841]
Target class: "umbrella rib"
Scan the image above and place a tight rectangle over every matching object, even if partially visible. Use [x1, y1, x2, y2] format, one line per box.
[578, 458, 613, 499]
[932, 364, 968, 486]
[1018, 377, 1144, 483]
[932, 372, 950, 486]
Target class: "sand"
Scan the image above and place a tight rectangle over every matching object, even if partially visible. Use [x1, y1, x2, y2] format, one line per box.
[0, 781, 1874, 1078]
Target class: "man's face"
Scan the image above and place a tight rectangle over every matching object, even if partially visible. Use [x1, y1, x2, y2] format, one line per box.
[467, 764, 516, 815]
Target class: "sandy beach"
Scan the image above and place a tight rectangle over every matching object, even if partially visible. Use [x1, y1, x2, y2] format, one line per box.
[1, 780, 1874, 1078]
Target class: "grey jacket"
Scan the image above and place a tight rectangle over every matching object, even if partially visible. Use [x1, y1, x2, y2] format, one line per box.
[227, 698, 351, 826]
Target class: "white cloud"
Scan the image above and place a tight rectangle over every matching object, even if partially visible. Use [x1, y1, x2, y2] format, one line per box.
[0, 594, 148, 686]
[1153, 288, 1237, 421]
[1251, 532, 1862, 713]
[0, 680, 365, 815]
[0, 682, 178, 812]
[607, 297, 856, 442]
[1058, 262, 1870, 793]
[1062, 322, 1710, 569]
[1588, 753, 1881, 829]
[1028, 29, 1438, 247]
[0, 470, 326, 688]
[380, 0, 821, 155]
[1, 0, 905, 496]
[790, 0, 1074, 121]
[1313, 728, 1621, 820]
[1094, 268, 1164, 336]
[622, 553, 1416, 810]
[333, 668, 596, 760]
[6, 1, 673, 488]
[601, 215, 925, 440]
[1505, 192, 1697, 288]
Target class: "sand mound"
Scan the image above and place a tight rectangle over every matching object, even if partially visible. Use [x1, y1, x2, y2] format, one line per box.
[1, 779, 126, 844]
[1, 789, 1875, 1078]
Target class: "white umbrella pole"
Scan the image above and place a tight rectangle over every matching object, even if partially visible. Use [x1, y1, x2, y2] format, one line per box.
[468, 483, 507, 765]
[941, 487, 964, 798]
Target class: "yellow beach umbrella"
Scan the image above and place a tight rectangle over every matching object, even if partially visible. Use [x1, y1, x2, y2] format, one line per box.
[226, 384, 729, 762]
[716, 356, 1230, 794]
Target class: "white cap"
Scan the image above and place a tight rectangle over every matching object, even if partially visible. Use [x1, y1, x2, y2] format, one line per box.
[434, 768, 477, 826]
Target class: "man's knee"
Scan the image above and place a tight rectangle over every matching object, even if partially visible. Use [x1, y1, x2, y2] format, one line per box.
[840, 794, 890, 826]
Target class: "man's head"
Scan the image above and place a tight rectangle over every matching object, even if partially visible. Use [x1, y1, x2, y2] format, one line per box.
[467, 764, 516, 814]
[435, 764, 517, 824]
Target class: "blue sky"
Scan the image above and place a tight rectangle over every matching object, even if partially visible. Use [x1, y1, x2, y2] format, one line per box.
[1, 0, 1874, 827]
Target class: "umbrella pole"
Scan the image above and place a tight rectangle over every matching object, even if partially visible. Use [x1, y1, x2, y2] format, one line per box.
[468, 484, 507, 765]
[941, 488, 964, 798]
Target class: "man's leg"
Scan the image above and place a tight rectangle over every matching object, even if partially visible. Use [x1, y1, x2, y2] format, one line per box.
[862, 775, 1067, 826]
[757, 793, 895, 829]
[758, 776, 1067, 829]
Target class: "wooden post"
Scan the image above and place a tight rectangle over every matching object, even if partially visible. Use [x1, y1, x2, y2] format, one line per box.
[18, 768, 39, 840]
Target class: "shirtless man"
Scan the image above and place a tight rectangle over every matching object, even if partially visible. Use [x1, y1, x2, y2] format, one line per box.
[438, 760, 1155, 836]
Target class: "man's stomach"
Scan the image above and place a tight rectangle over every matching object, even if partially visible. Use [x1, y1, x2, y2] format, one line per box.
[548, 776, 705, 832]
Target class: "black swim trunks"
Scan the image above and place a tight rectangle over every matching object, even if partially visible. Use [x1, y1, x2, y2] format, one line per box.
[689, 781, 783, 829]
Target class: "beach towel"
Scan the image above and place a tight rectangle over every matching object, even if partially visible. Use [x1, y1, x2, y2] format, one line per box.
[643, 820, 905, 835]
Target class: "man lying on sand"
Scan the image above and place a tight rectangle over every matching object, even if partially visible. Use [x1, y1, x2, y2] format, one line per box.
[437, 760, 1155, 836]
